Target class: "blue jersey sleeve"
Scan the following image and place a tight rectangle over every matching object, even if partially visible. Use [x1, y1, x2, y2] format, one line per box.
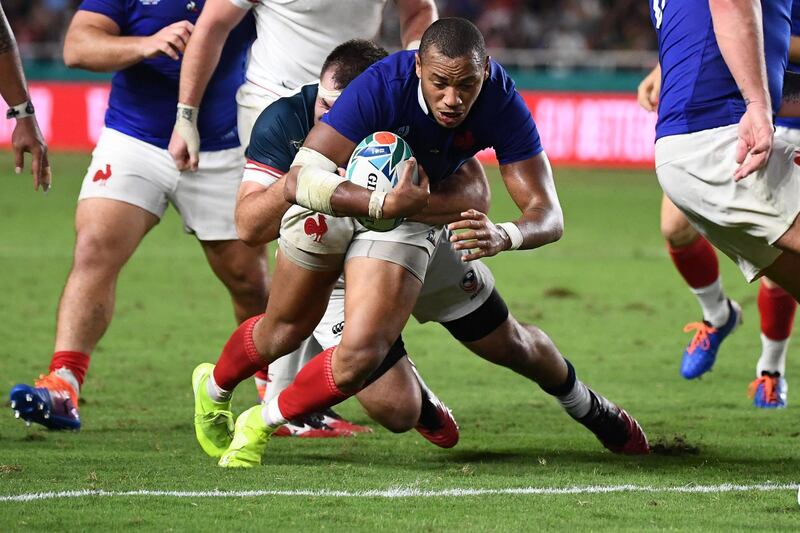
[78, 0, 128, 30]
[792, 0, 800, 35]
[492, 90, 543, 165]
[321, 67, 396, 143]
[245, 101, 300, 173]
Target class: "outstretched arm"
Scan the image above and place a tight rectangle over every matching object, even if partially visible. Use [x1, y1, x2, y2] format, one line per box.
[0, 5, 49, 191]
[448, 152, 563, 261]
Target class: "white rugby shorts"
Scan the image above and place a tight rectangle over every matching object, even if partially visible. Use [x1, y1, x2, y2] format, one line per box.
[265, 235, 496, 400]
[776, 125, 800, 148]
[656, 124, 800, 281]
[78, 128, 245, 241]
[236, 80, 289, 148]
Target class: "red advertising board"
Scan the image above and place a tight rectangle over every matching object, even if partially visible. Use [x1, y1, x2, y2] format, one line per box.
[0, 82, 656, 168]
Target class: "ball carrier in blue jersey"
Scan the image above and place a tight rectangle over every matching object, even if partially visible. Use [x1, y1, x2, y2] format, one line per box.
[193, 19, 649, 467]
[8, 0, 269, 431]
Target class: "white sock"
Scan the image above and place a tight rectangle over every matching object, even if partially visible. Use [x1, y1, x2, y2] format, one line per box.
[690, 278, 729, 327]
[53, 367, 80, 395]
[254, 377, 268, 401]
[261, 397, 287, 428]
[556, 379, 592, 419]
[757, 334, 789, 376]
[205, 374, 231, 402]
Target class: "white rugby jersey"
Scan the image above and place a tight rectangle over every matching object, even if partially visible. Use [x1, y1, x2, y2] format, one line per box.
[229, 0, 387, 93]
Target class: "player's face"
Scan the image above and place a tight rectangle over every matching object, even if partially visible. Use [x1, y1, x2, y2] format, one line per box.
[315, 69, 339, 124]
[416, 47, 489, 128]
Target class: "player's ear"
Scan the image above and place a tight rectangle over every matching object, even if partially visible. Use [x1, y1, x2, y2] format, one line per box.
[415, 52, 422, 79]
[483, 56, 490, 80]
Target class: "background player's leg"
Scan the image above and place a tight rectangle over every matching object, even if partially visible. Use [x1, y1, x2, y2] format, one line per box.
[458, 312, 648, 454]
[762, 227, 800, 301]
[53, 198, 159, 391]
[356, 356, 421, 433]
[661, 195, 740, 379]
[200, 239, 269, 323]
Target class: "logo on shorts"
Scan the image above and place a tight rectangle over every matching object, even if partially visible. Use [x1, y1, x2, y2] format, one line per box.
[794, 152, 800, 166]
[304, 214, 328, 243]
[426, 229, 437, 245]
[93, 164, 112, 184]
[460, 269, 485, 298]
[331, 321, 344, 336]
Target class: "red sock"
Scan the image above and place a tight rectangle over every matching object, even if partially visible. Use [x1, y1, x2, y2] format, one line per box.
[254, 369, 270, 381]
[213, 314, 267, 391]
[667, 236, 719, 288]
[758, 282, 797, 340]
[277, 347, 349, 420]
[49, 351, 90, 386]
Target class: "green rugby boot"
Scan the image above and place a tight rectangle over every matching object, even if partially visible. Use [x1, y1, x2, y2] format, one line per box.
[192, 363, 234, 458]
[218, 405, 275, 468]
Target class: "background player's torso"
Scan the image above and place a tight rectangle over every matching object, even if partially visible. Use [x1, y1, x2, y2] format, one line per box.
[652, 0, 791, 140]
[80, 0, 255, 150]
[776, 0, 800, 130]
[245, 0, 387, 91]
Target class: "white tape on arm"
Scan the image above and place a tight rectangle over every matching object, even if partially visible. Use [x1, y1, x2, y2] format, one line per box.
[175, 103, 200, 157]
[292, 147, 345, 215]
[496, 222, 524, 250]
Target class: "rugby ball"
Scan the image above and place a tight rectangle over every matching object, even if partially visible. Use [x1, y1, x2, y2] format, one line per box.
[346, 131, 417, 232]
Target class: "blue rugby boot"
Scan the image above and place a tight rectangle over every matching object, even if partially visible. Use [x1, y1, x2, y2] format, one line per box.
[9, 373, 81, 430]
[748, 373, 788, 408]
[680, 299, 742, 379]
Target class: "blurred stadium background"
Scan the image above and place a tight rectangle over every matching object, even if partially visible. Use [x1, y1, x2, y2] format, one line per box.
[0, 0, 658, 165]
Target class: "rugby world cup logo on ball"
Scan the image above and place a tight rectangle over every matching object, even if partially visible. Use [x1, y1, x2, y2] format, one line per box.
[346, 131, 417, 232]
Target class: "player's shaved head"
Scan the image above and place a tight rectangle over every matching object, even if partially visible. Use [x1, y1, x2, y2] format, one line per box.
[321, 39, 389, 89]
[418, 18, 487, 65]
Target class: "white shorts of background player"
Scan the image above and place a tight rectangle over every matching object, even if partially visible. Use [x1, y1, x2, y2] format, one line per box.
[80, 127, 244, 240]
[656, 124, 800, 282]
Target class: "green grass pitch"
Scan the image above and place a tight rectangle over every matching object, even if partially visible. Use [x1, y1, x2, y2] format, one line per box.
[0, 152, 797, 531]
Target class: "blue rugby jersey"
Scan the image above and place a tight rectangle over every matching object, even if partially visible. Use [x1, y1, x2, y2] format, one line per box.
[78, 0, 255, 150]
[651, 0, 791, 140]
[321, 50, 542, 185]
[776, 0, 800, 129]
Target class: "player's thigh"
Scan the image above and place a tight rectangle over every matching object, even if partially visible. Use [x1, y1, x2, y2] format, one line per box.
[659, 193, 698, 245]
[74, 199, 159, 271]
[200, 239, 269, 293]
[356, 356, 421, 433]
[759, 250, 800, 301]
[253, 248, 340, 357]
[341, 252, 425, 355]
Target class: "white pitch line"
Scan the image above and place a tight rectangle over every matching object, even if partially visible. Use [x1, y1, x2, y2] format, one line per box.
[0, 483, 797, 502]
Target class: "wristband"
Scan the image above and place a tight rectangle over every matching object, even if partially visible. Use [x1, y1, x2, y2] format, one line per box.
[6, 101, 34, 120]
[496, 222, 524, 250]
[368, 190, 387, 219]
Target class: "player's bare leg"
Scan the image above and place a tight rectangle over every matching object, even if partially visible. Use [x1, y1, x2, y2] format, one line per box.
[661, 194, 741, 379]
[200, 240, 269, 323]
[217, 257, 423, 467]
[462, 315, 648, 454]
[10, 198, 158, 430]
[356, 357, 421, 433]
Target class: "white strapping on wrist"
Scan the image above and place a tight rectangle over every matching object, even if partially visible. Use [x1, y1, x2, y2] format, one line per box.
[292, 147, 344, 215]
[368, 191, 387, 219]
[176, 103, 199, 124]
[496, 222, 524, 250]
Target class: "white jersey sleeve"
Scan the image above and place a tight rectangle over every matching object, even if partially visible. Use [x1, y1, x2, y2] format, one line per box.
[228, 0, 256, 11]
